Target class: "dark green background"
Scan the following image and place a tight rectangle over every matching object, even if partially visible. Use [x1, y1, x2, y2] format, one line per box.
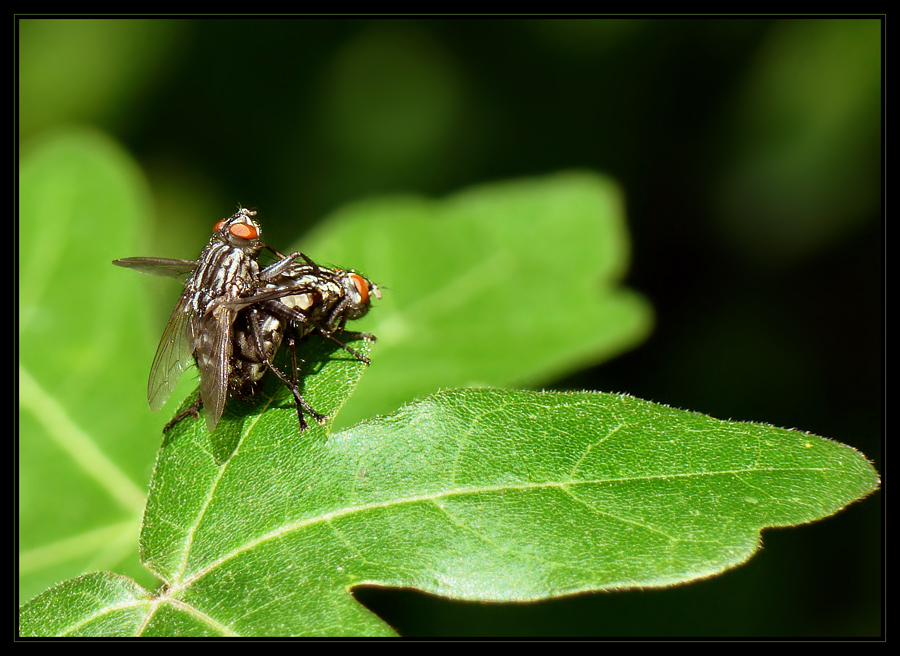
[19, 17, 882, 637]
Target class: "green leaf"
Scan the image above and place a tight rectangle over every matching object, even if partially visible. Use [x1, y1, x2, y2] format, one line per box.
[19, 129, 162, 603]
[19, 136, 651, 611]
[20, 385, 878, 637]
[18, 572, 155, 638]
[19, 134, 876, 637]
[297, 171, 653, 427]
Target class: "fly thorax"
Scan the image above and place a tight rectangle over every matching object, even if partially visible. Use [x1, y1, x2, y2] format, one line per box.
[187, 242, 261, 314]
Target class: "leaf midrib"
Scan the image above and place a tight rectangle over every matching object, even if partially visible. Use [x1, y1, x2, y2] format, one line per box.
[173, 463, 830, 592]
[165, 390, 285, 583]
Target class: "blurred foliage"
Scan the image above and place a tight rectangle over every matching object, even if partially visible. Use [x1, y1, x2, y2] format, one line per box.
[18, 18, 881, 637]
[716, 19, 881, 264]
[19, 132, 163, 604]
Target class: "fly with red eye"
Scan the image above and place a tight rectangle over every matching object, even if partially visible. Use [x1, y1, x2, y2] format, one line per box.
[113, 207, 380, 433]
[227, 264, 381, 430]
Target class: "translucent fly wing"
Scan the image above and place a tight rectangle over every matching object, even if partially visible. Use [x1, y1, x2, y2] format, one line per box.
[147, 291, 194, 413]
[194, 306, 235, 432]
[223, 281, 322, 310]
[113, 257, 197, 283]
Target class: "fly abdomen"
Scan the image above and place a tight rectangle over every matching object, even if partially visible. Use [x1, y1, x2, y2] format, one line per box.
[230, 308, 285, 393]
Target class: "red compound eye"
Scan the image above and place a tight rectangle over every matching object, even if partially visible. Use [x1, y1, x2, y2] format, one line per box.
[350, 273, 369, 303]
[229, 222, 259, 240]
[213, 218, 227, 232]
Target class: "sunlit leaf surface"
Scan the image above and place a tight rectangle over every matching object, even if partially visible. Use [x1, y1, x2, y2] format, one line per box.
[21, 376, 878, 636]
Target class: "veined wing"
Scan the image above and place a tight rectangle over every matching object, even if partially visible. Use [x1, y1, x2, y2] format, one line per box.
[195, 305, 236, 432]
[148, 291, 194, 412]
[113, 257, 197, 283]
[223, 281, 322, 309]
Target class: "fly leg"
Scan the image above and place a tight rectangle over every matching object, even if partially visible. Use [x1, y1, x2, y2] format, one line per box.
[317, 330, 374, 365]
[163, 396, 203, 433]
[287, 331, 299, 387]
[247, 308, 327, 430]
[258, 250, 318, 282]
[317, 315, 376, 365]
[264, 244, 318, 269]
[282, 331, 325, 426]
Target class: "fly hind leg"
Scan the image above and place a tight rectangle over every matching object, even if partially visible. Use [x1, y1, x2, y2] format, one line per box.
[163, 396, 203, 433]
[248, 309, 327, 431]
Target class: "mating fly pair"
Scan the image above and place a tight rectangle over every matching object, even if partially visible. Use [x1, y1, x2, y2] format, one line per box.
[114, 208, 380, 433]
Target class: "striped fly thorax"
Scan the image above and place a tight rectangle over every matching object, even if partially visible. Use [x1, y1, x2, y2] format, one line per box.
[186, 241, 260, 315]
[186, 209, 264, 316]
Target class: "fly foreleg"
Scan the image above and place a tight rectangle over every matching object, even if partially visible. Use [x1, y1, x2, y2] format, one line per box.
[259, 250, 318, 282]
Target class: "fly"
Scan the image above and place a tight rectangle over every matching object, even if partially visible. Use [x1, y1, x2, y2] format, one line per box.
[114, 208, 313, 432]
[114, 209, 380, 433]
[229, 265, 381, 430]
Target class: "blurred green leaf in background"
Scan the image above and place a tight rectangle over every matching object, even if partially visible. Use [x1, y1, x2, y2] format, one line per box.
[301, 172, 651, 427]
[715, 19, 881, 265]
[19, 131, 163, 603]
